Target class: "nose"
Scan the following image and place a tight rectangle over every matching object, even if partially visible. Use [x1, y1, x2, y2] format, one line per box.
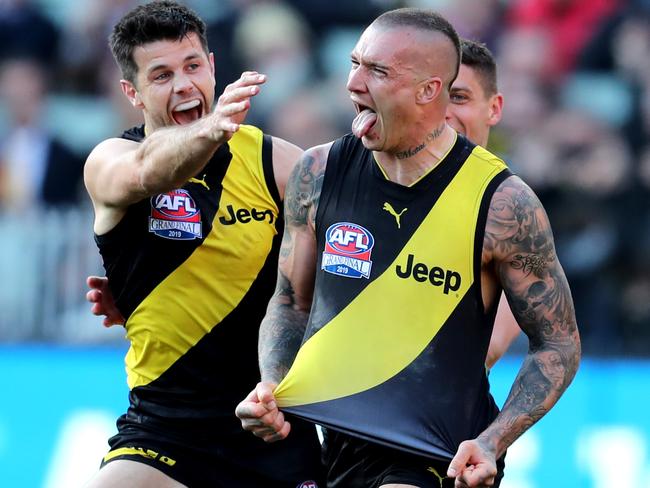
[173, 71, 193, 94]
[346, 66, 366, 94]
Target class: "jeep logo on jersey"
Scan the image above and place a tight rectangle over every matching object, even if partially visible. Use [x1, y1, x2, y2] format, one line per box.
[218, 204, 275, 225]
[395, 253, 462, 294]
[322, 222, 374, 279]
[149, 189, 202, 240]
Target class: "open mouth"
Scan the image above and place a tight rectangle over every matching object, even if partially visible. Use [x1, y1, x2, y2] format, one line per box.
[171, 99, 203, 125]
[352, 102, 377, 139]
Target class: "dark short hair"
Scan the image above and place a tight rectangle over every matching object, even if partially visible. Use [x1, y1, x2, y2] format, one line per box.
[372, 8, 461, 88]
[460, 39, 498, 96]
[109, 0, 208, 83]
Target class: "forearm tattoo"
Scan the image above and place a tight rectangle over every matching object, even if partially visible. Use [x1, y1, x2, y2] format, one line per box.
[481, 176, 581, 456]
[259, 147, 329, 382]
[258, 272, 310, 383]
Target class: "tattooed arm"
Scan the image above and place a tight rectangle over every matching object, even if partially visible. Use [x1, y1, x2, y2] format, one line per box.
[448, 175, 581, 486]
[235, 142, 332, 442]
[259, 142, 331, 384]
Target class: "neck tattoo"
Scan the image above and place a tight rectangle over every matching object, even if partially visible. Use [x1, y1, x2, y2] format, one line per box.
[396, 124, 445, 160]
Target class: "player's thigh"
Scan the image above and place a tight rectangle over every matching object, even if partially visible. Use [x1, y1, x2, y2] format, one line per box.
[83, 459, 187, 488]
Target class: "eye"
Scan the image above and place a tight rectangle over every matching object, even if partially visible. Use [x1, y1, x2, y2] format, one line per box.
[154, 72, 171, 81]
[187, 63, 200, 71]
[350, 59, 359, 69]
[450, 92, 468, 103]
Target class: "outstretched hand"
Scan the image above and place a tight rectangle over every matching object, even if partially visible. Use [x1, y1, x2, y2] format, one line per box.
[235, 382, 291, 443]
[447, 439, 497, 488]
[86, 276, 125, 327]
[207, 71, 266, 142]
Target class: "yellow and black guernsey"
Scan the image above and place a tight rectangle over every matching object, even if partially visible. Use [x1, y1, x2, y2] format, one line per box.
[96, 124, 282, 428]
[275, 133, 511, 462]
[96, 125, 324, 486]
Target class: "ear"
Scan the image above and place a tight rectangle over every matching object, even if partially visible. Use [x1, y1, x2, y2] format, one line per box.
[487, 92, 504, 127]
[416, 76, 443, 105]
[120, 79, 143, 109]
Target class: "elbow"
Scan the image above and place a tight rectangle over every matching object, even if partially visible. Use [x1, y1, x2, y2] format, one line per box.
[568, 327, 583, 365]
[563, 329, 582, 388]
[572, 329, 582, 369]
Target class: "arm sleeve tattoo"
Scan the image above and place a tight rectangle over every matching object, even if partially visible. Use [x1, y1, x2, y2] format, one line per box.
[258, 145, 328, 383]
[479, 176, 581, 457]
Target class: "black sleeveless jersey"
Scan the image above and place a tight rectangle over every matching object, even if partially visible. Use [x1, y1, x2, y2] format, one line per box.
[275, 133, 511, 461]
[95, 125, 282, 430]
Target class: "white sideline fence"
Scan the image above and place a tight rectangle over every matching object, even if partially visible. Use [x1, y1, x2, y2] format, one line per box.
[0, 206, 123, 343]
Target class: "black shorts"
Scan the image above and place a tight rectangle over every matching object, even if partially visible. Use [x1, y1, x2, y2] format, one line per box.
[101, 411, 324, 488]
[323, 430, 504, 488]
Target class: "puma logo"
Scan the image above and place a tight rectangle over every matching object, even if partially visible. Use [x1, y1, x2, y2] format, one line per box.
[383, 202, 407, 228]
[427, 466, 448, 488]
[188, 174, 210, 190]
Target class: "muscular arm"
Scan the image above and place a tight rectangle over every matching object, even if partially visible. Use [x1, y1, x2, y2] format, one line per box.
[235, 143, 331, 442]
[481, 176, 581, 456]
[258, 143, 331, 384]
[449, 175, 580, 484]
[87, 120, 227, 201]
[85, 72, 265, 234]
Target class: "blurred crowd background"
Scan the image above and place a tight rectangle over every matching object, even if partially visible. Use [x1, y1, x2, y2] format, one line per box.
[0, 0, 649, 356]
[1, 1, 650, 486]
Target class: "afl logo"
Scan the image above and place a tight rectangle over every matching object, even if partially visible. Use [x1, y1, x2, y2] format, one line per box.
[149, 189, 203, 240]
[322, 222, 374, 279]
[153, 189, 199, 219]
[296, 482, 319, 488]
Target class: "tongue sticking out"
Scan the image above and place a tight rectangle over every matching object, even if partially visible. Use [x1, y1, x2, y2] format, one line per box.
[352, 108, 377, 139]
